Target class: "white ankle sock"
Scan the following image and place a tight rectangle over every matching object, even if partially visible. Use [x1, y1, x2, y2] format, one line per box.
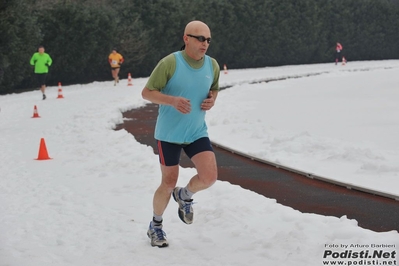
[180, 186, 194, 201]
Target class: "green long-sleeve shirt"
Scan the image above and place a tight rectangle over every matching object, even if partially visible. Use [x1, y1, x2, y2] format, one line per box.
[30, 52, 52, 74]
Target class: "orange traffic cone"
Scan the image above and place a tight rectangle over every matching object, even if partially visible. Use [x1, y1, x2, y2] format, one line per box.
[35, 138, 52, 160]
[32, 105, 40, 118]
[127, 73, 133, 86]
[57, 82, 64, 99]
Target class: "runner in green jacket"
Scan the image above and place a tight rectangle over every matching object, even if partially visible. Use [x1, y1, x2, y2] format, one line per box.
[30, 45, 52, 100]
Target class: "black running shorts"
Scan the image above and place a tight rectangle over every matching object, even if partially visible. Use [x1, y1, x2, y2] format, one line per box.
[156, 137, 214, 166]
[36, 73, 47, 86]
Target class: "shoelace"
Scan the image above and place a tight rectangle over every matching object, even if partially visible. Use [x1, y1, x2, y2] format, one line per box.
[154, 228, 166, 240]
[177, 189, 195, 214]
[183, 200, 194, 214]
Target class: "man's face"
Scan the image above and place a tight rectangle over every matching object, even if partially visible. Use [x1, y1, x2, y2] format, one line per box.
[38, 47, 45, 54]
[184, 28, 211, 60]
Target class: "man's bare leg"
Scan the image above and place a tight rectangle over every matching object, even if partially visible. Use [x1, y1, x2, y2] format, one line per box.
[153, 164, 179, 217]
[41, 85, 46, 100]
[172, 151, 218, 224]
[187, 151, 217, 193]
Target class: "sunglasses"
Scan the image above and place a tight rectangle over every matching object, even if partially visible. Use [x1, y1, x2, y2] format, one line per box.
[187, 34, 211, 44]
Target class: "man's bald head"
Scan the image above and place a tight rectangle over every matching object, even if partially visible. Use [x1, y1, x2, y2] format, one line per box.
[183, 20, 211, 60]
[184, 21, 210, 36]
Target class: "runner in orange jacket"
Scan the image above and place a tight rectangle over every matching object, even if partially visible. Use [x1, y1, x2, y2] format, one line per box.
[108, 48, 124, 85]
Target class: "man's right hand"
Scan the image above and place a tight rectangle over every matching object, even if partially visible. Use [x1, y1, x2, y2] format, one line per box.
[172, 97, 191, 114]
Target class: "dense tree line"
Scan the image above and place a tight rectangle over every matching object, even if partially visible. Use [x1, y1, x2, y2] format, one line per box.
[1, 0, 399, 94]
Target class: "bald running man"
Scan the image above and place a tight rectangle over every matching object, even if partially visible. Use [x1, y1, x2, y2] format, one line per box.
[142, 20, 220, 248]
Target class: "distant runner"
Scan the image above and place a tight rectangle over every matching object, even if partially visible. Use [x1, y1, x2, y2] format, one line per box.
[108, 48, 124, 86]
[335, 42, 343, 65]
[30, 45, 52, 100]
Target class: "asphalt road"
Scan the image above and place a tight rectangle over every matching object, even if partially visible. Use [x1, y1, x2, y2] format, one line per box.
[115, 103, 399, 233]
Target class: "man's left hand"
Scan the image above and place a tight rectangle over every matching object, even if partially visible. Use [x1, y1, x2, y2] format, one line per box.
[201, 91, 215, 111]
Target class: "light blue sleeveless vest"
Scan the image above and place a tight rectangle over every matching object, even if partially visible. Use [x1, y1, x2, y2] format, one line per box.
[155, 51, 214, 144]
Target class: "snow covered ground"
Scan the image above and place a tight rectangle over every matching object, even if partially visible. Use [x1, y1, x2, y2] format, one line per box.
[0, 60, 398, 266]
[212, 60, 399, 198]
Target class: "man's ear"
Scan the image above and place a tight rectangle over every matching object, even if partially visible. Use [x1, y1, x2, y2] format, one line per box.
[183, 34, 189, 44]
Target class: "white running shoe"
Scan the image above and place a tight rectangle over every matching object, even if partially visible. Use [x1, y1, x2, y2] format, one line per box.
[147, 222, 168, 248]
[172, 187, 194, 224]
